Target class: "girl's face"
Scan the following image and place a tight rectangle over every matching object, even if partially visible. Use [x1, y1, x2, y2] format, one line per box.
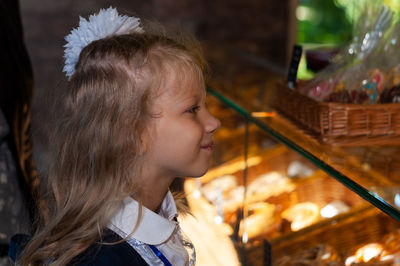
[143, 69, 220, 179]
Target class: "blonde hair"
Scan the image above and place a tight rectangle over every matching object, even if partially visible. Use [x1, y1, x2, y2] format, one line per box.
[19, 31, 207, 265]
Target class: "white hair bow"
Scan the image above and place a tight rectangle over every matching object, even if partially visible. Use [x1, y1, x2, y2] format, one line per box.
[63, 7, 144, 78]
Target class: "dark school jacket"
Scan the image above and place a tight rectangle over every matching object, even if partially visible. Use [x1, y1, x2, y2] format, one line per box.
[9, 229, 149, 265]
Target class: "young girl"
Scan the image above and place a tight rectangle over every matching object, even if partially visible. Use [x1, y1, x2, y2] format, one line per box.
[15, 7, 220, 266]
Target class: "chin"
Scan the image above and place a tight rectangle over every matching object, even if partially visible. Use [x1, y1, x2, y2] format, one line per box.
[187, 166, 210, 178]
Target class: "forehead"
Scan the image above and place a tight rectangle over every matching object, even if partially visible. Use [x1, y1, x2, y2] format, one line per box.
[159, 62, 205, 99]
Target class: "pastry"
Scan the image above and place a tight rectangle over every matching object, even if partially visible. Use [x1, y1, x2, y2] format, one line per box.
[354, 243, 383, 263]
[345, 243, 385, 265]
[240, 202, 276, 239]
[281, 202, 320, 231]
[246, 171, 295, 202]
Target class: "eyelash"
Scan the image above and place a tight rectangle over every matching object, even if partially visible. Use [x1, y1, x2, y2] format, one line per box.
[187, 105, 200, 114]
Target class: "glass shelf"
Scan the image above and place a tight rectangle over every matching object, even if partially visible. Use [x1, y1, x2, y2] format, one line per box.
[207, 86, 400, 222]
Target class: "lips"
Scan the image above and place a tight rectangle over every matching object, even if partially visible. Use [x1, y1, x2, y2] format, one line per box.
[200, 141, 214, 151]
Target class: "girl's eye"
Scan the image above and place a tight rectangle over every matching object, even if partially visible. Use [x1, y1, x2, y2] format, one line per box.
[187, 105, 200, 114]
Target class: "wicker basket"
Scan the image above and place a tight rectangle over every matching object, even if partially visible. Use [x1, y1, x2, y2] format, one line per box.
[273, 83, 400, 146]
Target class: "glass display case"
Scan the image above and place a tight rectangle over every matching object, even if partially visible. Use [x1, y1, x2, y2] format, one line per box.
[182, 44, 400, 265]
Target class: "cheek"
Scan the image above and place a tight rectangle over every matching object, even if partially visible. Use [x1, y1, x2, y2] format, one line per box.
[162, 119, 203, 148]
[180, 120, 203, 141]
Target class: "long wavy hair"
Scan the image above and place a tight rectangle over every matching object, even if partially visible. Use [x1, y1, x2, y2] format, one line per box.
[18, 30, 207, 265]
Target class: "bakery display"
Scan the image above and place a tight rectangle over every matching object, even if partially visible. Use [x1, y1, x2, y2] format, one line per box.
[182, 137, 400, 266]
[187, 144, 368, 247]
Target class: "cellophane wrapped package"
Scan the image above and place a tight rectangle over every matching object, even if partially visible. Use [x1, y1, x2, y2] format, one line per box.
[298, 2, 400, 104]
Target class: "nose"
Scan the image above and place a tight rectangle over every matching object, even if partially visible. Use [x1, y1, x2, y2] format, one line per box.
[204, 110, 221, 134]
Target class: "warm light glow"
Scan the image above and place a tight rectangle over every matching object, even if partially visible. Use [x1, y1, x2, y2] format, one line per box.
[320, 205, 339, 218]
[362, 247, 381, 262]
[321, 252, 332, 260]
[320, 201, 350, 218]
[250, 112, 275, 118]
[355, 243, 383, 262]
[345, 256, 356, 266]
